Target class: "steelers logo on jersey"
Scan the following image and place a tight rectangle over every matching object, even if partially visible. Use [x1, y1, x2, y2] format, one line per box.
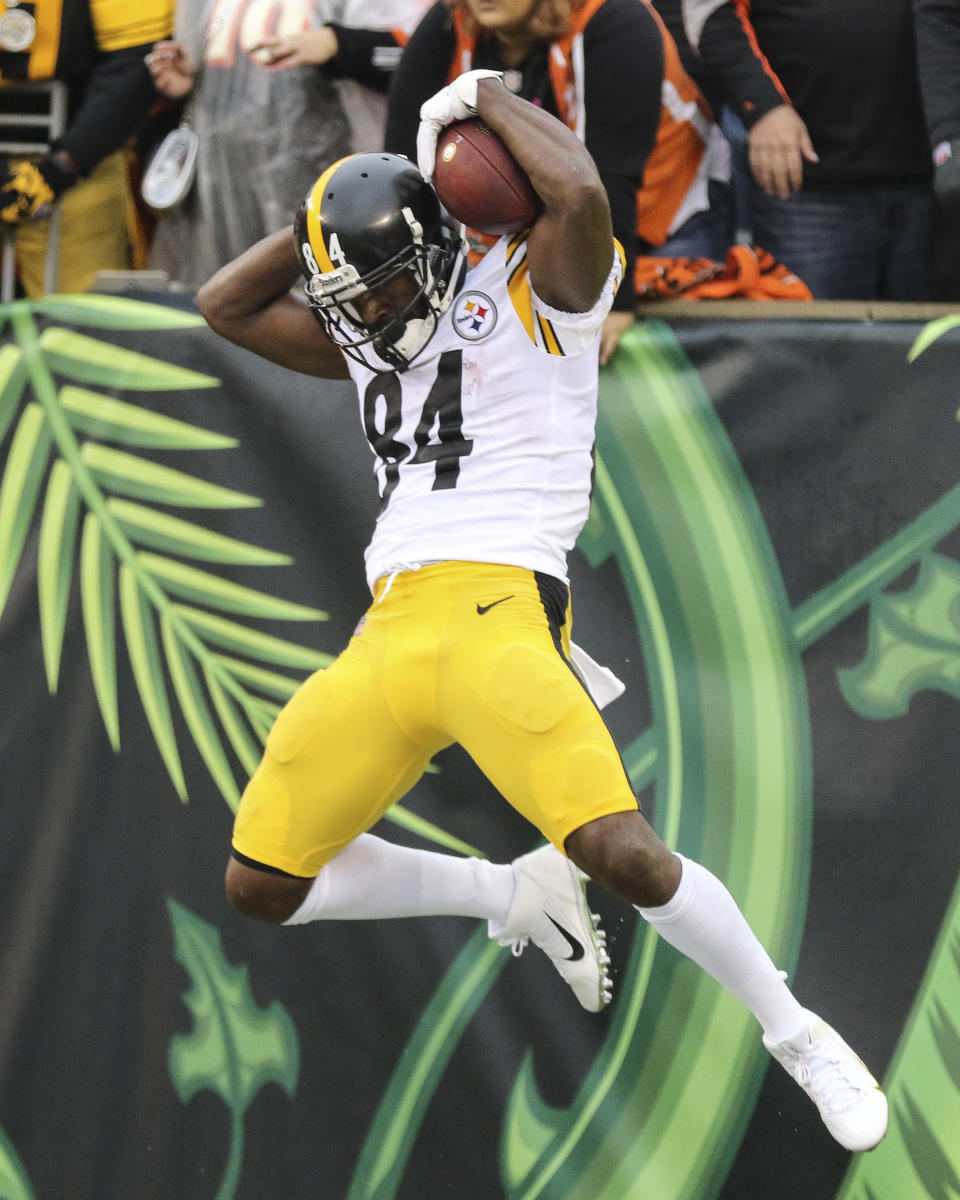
[453, 291, 497, 341]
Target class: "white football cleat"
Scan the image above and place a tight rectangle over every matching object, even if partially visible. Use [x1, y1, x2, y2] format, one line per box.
[763, 1010, 888, 1151]
[489, 843, 612, 1012]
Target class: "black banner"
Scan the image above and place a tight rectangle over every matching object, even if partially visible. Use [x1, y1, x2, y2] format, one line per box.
[1, 295, 958, 1200]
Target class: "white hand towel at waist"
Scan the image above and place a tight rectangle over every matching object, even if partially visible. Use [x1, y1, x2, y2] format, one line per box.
[569, 642, 626, 710]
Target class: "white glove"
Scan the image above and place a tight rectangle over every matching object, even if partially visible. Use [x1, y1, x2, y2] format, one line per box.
[416, 69, 503, 182]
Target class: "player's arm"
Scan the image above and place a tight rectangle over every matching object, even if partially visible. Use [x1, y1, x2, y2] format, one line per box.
[197, 228, 350, 380]
[472, 79, 613, 313]
[418, 75, 611, 313]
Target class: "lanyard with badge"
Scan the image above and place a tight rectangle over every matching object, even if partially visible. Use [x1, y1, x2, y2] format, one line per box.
[141, 4, 229, 210]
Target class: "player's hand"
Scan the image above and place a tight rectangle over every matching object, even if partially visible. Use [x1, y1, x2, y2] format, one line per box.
[599, 310, 633, 366]
[249, 27, 338, 68]
[417, 69, 503, 182]
[145, 40, 196, 99]
[0, 155, 74, 225]
[748, 104, 818, 198]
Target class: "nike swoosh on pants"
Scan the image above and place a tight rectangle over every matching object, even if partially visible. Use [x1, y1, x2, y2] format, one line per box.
[476, 594, 515, 615]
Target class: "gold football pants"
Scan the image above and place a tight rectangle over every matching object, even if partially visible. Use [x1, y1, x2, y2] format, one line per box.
[232, 562, 639, 876]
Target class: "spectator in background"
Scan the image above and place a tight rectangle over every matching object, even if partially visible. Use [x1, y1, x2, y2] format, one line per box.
[682, 0, 935, 300]
[252, 2, 430, 152]
[0, 0, 173, 296]
[650, 0, 753, 242]
[384, 0, 733, 363]
[913, 0, 960, 299]
[146, 1, 424, 288]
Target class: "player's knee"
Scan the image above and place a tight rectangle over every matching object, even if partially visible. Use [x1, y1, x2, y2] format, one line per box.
[225, 857, 311, 923]
[565, 811, 680, 908]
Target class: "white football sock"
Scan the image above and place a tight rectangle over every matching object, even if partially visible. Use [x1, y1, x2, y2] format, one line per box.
[284, 833, 515, 927]
[636, 854, 806, 1043]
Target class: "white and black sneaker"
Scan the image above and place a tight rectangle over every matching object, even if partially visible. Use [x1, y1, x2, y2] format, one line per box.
[489, 843, 612, 1012]
[764, 1010, 888, 1151]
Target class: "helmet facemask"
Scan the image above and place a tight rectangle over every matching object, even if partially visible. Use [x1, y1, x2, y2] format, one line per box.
[303, 205, 465, 372]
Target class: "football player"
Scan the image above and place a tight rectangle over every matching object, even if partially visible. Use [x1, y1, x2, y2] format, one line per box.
[199, 70, 887, 1152]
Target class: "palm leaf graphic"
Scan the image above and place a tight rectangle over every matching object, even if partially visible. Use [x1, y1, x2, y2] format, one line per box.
[0, 298, 328, 810]
[120, 562, 186, 796]
[0, 402, 52, 611]
[0, 1122, 34, 1200]
[38, 459, 80, 690]
[0, 297, 467, 854]
[833, 325, 960, 1200]
[0, 343, 28, 445]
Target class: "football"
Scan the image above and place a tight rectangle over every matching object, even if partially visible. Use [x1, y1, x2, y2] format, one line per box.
[433, 118, 542, 236]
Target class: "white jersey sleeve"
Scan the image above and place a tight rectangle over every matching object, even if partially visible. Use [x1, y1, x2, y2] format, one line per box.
[502, 234, 625, 357]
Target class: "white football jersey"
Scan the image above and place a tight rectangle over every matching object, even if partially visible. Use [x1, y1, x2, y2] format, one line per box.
[346, 234, 624, 590]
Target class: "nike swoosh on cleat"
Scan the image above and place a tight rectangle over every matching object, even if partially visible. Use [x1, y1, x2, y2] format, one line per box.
[476, 595, 515, 615]
[546, 915, 585, 961]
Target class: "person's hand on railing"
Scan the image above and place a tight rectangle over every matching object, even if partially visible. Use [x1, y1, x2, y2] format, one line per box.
[599, 310, 634, 365]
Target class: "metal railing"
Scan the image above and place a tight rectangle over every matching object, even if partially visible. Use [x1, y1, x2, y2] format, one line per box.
[0, 79, 68, 300]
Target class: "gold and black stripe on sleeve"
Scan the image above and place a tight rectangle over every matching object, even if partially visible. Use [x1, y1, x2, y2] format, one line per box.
[505, 234, 569, 357]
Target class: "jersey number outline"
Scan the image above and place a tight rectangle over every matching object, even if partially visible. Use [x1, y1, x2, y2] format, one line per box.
[363, 350, 473, 511]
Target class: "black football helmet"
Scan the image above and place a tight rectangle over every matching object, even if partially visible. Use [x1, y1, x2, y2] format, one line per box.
[294, 153, 467, 371]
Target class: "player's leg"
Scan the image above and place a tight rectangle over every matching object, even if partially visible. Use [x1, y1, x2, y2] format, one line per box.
[225, 583, 552, 942]
[442, 569, 886, 1149]
[268, 561, 614, 1013]
[443, 566, 788, 1019]
[567, 811, 887, 1151]
[436, 566, 634, 1011]
[225, 633, 514, 926]
[567, 810, 804, 1035]
[226, 833, 515, 925]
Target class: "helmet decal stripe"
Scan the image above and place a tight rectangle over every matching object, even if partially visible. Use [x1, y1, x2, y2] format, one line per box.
[305, 156, 356, 273]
